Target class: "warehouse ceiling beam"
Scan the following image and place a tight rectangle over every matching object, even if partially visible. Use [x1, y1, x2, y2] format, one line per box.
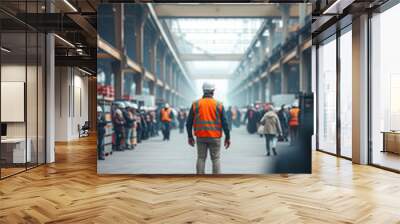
[180, 54, 242, 61]
[147, 3, 196, 94]
[189, 74, 234, 79]
[153, 4, 300, 18]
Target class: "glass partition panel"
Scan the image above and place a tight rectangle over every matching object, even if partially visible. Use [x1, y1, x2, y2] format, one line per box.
[339, 28, 352, 158]
[1, 31, 27, 177]
[317, 36, 337, 154]
[38, 32, 45, 165]
[27, 31, 38, 169]
[0, 0, 46, 179]
[371, 3, 400, 171]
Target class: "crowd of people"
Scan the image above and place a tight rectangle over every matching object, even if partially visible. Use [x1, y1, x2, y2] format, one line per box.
[97, 99, 300, 160]
[242, 102, 301, 156]
[97, 101, 189, 160]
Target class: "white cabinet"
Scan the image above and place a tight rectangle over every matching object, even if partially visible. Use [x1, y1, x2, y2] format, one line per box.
[1, 138, 32, 163]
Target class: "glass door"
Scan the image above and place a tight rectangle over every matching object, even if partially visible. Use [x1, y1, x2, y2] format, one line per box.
[0, 1, 47, 179]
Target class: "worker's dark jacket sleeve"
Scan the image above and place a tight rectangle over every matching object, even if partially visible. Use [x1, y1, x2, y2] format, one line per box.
[186, 103, 230, 140]
[186, 107, 195, 139]
[220, 106, 231, 140]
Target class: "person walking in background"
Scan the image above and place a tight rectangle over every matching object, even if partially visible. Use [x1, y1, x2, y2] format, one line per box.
[288, 102, 301, 145]
[141, 110, 149, 140]
[226, 106, 233, 131]
[138, 108, 147, 141]
[148, 110, 156, 137]
[177, 108, 187, 133]
[255, 104, 264, 138]
[244, 104, 258, 134]
[130, 103, 138, 148]
[123, 102, 135, 150]
[155, 106, 161, 136]
[136, 108, 143, 143]
[97, 106, 107, 160]
[278, 104, 289, 142]
[113, 103, 126, 151]
[260, 105, 282, 156]
[232, 106, 241, 128]
[146, 112, 152, 138]
[186, 82, 231, 174]
[160, 103, 173, 141]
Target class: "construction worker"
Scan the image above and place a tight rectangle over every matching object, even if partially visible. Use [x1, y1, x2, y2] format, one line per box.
[288, 102, 301, 145]
[124, 102, 136, 150]
[177, 108, 187, 133]
[97, 106, 107, 160]
[160, 103, 173, 141]
[186, 82, 231, 174]
[113, 102, 126, 151]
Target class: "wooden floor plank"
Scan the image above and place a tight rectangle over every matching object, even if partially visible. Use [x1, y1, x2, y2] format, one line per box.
[0, 135, 400, 223]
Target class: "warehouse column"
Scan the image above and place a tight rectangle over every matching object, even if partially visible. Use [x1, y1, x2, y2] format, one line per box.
[150, 33, 159, 75]
[256, 82, 262, 102]
[299, 4, 311, 93]
[159, 46, 166, 101]
[114, 4, 123, 99]
[280, 5, 290, 94]
[267, 75, 275, 102]
[261, 79, 267, 102]
[164, 54, 170, 102]
[267, 21, 276, 56]
[280, 5, 290, 44]
[148, 33, 158, 97]
[259, 35, 268, 61]
[280, 63, 289, 94]
[135, 7, 146, 95]
[111, 61, 122, 99]
[247, 87, 252, 105]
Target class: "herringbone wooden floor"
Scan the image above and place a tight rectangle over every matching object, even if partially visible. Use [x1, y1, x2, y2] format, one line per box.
[1, 135, 400, 224]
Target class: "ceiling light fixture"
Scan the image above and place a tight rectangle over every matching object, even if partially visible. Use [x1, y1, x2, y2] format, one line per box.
[54, 34, 75, 48]
[63, 0, 78, 12]
[1, 47, 11, 53]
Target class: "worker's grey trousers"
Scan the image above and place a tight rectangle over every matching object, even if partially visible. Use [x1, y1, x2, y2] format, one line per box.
[196, 138, 221, 174]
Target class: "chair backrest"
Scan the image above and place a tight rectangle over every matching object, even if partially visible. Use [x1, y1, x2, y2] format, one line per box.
[82, 121, 90, 129]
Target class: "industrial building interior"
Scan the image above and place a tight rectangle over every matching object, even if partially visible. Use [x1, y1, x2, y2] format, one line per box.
[0, 0, 400, 223]
[96, 3, 312, 174]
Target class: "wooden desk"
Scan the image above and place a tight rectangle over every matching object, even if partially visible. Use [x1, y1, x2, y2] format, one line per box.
[1, 138, 31, 163]
[382, 131, 400, 154]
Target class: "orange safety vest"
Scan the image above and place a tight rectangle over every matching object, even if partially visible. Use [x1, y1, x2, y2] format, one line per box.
[192, 98, 223, 138]
[161, 108, 172, 122]
[289, 107, 300, 126]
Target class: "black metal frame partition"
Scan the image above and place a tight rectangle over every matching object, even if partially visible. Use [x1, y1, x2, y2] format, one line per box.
[0, 1, 47, 180]
[315, 18, 353, 161]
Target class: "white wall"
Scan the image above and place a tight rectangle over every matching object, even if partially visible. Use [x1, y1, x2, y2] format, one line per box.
[54, 67, 89, 141]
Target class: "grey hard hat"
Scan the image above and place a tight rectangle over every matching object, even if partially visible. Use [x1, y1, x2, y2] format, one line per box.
[115, 101, 126, 109]
[131, 103, 138, 109]
[202, 82, 215, 92]
[124, 102, 132, 108]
